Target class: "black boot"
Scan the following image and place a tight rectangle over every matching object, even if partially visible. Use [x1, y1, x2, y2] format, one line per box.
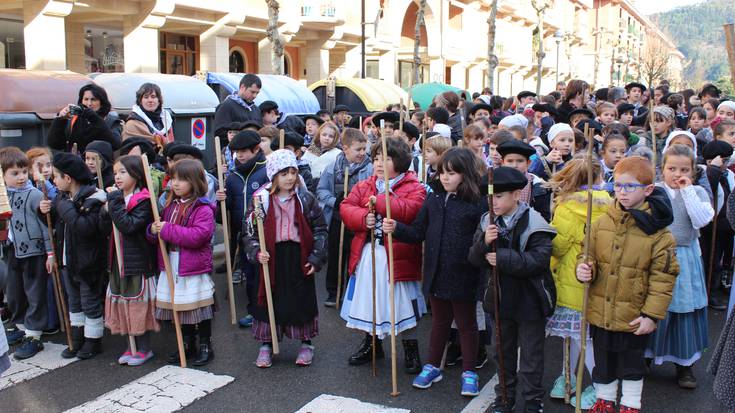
[676, 364, 697, 389]
[193, 338, 214, 366]
[76, 337, 102, 360]
[167, 335, 197, 364]
[349, 334, 384, 365]
[61, 326, 85, 359]
[403, 339, 421, 374]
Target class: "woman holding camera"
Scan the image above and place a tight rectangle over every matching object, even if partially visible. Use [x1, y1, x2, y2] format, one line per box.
[48, 84, 122, 153]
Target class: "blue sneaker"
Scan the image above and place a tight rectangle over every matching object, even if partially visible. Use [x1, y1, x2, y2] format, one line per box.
[6, 328, 25, 346]
[412, 364, 443, 389]
[14, 336, 43, 360]
[461, 370, 480, 397]
[238, 314, 254, 328]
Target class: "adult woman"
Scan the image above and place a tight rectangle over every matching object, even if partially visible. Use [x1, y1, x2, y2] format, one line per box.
[48, 84, 121, 152]
[556, 79, 590, 124]
[434, 91, 463, 143]
[122, 83, 174, 151]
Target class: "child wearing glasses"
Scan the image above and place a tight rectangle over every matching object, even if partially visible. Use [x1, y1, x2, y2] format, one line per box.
[644, 144, 713, 390]
[577, 155, 679, 413]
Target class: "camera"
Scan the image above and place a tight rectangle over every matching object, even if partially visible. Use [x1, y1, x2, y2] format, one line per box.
[69, 105, 85, 116]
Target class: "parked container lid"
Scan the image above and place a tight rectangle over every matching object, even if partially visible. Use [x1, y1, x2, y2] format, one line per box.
[205, 72, 320, 119]
[92, 73, 220, 115]
[410, 82, 466, 111]
[0, 69, 92, 120]
[308, 78, 408, 113]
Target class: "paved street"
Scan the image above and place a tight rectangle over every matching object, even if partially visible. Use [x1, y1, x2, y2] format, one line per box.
[0, 252, 729, 413]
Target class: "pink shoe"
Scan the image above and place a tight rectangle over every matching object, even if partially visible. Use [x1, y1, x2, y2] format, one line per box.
[118, 350, 132, 365]
[127, 350, 154, 366]
[256, 345, 273, 368]
[295, 344, 314, 366]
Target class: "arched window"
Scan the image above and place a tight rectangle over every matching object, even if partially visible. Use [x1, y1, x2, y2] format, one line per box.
[283, 52, 292, 77]
[229, 50, 245, 73]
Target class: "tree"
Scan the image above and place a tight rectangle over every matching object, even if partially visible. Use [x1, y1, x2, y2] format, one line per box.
[413, 0, 427, 86]
[531, 0, 553, 95]
[266, 0, 284, 75]
[640, 35, 670, 88]
[486, 0, 499, 93]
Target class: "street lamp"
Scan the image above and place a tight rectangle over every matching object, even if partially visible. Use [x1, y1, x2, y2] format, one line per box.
[554, 30, 563, 85]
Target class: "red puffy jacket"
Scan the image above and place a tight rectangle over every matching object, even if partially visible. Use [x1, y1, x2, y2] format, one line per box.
[340, 172, 426, 282]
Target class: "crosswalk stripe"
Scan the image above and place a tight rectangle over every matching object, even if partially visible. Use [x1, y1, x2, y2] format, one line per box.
[295, 394, 411, 413]
[64, 365, 234, 413]
[461, 374, 498, 413]
[0, 343, 79, 391]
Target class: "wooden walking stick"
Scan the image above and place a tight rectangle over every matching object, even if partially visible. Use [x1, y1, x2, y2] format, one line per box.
[708, 176, 719, 296]
[142, 154, 186, 367]
[487, 167, 508, 404]
[336, 167, 349, 311]
[369, 195, 378, 377]
[379, 120, 400, 397]
[420, 132, 427, 183]
[95, 156, 136, 354]
[36, 175, 73, 348]
[215, 136, 237, 324]
[279, 129, 285, 150]
[563, 337, 572, 403]
[575, 127, 596, 413]
[253, 195, 280, 355]
[649, 99, 657, 168]
[399, 98, 405, 133]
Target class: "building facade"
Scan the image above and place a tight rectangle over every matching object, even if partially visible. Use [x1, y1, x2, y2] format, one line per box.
[0, 0, 684, 96]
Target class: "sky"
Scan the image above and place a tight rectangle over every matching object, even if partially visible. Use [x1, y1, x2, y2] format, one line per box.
[633, 0, 706, 15]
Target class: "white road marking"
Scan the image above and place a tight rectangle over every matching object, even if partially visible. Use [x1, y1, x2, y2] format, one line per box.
[64, 365, 234, 413]
[295, 394, 411, 413]
[461, 374, 498, 413]
[0, 343, 79, 391]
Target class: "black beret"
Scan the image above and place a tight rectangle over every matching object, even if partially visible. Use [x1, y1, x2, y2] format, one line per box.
[224, 121, 246, 132]
[53, 152, 92, 184]
[625, 82, 647, 92]
[469, 103, 493, 118]
[259, 100, 279, 113]
[497, 140, 536, 160]
[167, 143, 203, 160]
[702, 140, 734, 161]
[576, 118, 603, 135]
[617, 103, 636, 115]
[531, 103, 558, 118]
[491, 166, 528, 194]
[398, 121, 419, 140]
[241, 120, 263, 130]
[569, 108, 595, 120]
[303, 114, 325, 125]
[517, 91, 537, 100]
[372, 111, 400, 127]
[270, 131, 305, 151]
[230, 130, 261, 150]
[333, 104, 350, 114]
[119, 137, 157, 162]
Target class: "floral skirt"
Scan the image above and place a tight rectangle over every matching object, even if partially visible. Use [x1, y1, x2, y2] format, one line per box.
[546, 305, 587, 340]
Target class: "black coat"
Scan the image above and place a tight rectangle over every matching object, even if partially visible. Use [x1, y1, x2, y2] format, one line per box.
[393, 191, 486, 301]
[54, 185, 110, 282]
[213, 98, 263, 138]
[47, 109, 121, 152]
[102, 190, 157, 277]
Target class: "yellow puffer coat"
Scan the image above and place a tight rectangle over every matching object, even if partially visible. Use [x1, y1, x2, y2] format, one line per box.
[581, 200, 679, 333]
[550, 190, 612, 311]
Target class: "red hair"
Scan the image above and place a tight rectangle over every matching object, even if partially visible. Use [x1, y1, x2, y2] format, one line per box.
[613, 156, 654, 185]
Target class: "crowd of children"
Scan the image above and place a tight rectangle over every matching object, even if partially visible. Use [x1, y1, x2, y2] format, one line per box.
[3, 77, 735, 413]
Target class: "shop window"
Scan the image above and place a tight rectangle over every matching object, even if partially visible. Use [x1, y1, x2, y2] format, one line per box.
[84, 27, 124, 73]
[159, 32, 199, 76]
[0, 18, 25, 69]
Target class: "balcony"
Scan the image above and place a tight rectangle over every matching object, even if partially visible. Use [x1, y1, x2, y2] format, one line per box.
[300, 0, 344, 29]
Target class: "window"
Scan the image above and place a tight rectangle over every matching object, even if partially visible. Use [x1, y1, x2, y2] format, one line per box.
[159, 32, 199, 76]
[229, 50, 245, 73]
[398, 61, 428, 88]
[0, 18, 25, 69]
[366, 60, 379, 79]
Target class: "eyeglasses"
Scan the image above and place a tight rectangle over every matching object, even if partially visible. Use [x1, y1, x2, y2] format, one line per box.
[613, 182, 648, 193]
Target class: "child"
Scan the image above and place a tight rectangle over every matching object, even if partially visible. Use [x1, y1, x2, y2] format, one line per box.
[118, 137, 164, 198]
[303, 114, 324, 147]
[148, 159, 217, 366]
[222, 121, 246, 171]
[545, 157, 612, 410]
[687, 107, 709, 145]
[488, 130, 515, 169]
[617, 103, 635, 127]
[316, 128, 373, 307]
[717, 119, 735, 150]
[84, 140, 114, 188]
[497, 140, 551, 221]
[259, 125, 279, 156]
[718, 101, 735, 121]
[596, 102, 617, 127]
[424, 135, 453, 183]
[577, 156, 679, 413]
[529, 123, 575, 180]
[600, 134, 628, 183]
[244, 149, 327, 368]
[1, 147, 53, 359]
[270, 131, 313, 190]
[464, 125, 491, 169]
[644, 144, 713, 389]
[468, 166, 557, 412]
[383, 148, 486, 396]
[648, 106, 676, 162]
[302, 121, 342, 191]
[259, 100, 279, 128]
[47, 152, 108, 359]
[219, 130, 267, 326]
[340, 138, 427, 372]
[103, 155, 159, 366]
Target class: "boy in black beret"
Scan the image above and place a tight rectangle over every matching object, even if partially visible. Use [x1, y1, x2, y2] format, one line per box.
[468, 166, 556, 413]
[333, 104, 351, 130]
[42, 152, 110, 360]
[497, 140, 552, 222]
[259, 101, 280, 128]
[270, 131, 313, 189]
[223, 121, 247, 172]
[303, 115, 324, 147]
[215, 130, 268, 325]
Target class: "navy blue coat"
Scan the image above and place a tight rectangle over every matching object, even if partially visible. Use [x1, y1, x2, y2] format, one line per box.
[225, 151, 268, 235]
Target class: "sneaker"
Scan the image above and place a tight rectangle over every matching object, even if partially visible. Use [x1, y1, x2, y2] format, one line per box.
[590, 399, 616, 413]
[549, 373, 575, 399]
[323, 293, 337, 307]
[256, 345, 273, 368]
[445, 342, 462, 367]
[295, 344, 314, 366]
[231, 269, 243, 284]
[475, 346, 488, 369]
[412, 364, 443, 389]
[42, 327, 59, 335]
[6, 328, 25, 346]
[570, 385, 596, 409]
[118, 350, 133, 365]
[14, 336, 44, 360]
[238, 314, 254, 328]
[127, 350, 154, 366]
[619, 406, 640, 413]
[461, 371, 480, 397]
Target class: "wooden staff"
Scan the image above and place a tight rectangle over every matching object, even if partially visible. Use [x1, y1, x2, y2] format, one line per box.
[253, 195, 280, 355]
[575, 127, 596, 413]
[336, 167, 349, 312]
[487, 167, 508, 404]
[215, 136, 237, 324]
[708, 176, 719, 296]
[420, 132, 427, 184]
[369, 195, 378, 377]
[649, 98, 657, 168]
[379, 120, 400, 397]
[399, 98, 405, 133]
[95, 156, 136, 354]
[36, 176, 73, 349]
[563, 337, 571, 403]
[279, 129, 285, 150]
[142, 154, 186, 367]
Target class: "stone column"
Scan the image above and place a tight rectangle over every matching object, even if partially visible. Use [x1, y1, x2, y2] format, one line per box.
[23, 0, 73, 70]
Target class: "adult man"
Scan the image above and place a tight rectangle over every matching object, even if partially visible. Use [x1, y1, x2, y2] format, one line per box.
[214, 74, 263, 138]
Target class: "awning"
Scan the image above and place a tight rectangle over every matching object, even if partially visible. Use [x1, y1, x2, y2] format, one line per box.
[410, 82, 465, 111]
[308, 78, 408, 113]
[0, 70, 92, 120]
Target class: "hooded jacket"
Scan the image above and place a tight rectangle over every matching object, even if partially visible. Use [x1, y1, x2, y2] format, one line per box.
[85, 140, 115, 189]
[226, 151, 268, 235]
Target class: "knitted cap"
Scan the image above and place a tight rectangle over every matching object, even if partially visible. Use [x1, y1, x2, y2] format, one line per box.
[548, 123, 573, 143]
[266, 149, 298, 181]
